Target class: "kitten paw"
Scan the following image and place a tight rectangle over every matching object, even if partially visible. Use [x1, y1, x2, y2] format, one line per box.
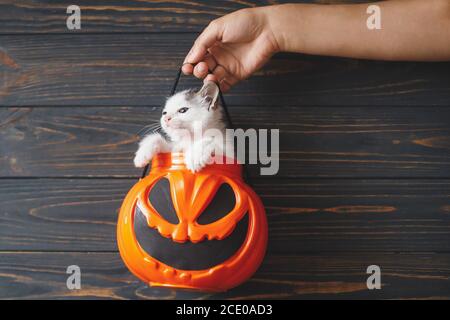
[134, 133, 171, 168]
[184, 147, 213, 173]
[134, 150, 153, 168]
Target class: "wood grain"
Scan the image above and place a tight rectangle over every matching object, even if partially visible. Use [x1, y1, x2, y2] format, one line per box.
[0, 252, 448, 299]
[0, 178, 448, 252]
[1, 106, 449, 178]
[1, 0, 449, 300]
[1, 34, 449, 106]
[0, 0, 371, 34]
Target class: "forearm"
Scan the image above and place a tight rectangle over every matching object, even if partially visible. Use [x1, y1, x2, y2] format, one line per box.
[265, 0, 450, 61]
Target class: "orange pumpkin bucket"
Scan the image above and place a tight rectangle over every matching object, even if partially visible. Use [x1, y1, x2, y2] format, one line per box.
[117, 152, 268, 291]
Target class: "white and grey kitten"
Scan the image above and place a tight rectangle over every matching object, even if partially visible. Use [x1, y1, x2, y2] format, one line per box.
[134, 81, 232, 172]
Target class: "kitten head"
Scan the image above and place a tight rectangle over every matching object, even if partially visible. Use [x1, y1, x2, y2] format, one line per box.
[161, 81, 223, 141]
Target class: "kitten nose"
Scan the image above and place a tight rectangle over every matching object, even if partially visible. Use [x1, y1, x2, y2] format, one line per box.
[164, 116, 171, 123]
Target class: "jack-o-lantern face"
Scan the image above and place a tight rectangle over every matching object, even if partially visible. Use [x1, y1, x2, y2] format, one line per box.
[134, 178, 250, 271]
[117, 153, 267, 291]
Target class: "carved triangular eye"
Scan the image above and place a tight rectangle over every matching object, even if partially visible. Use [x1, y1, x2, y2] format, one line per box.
[197, 183, 236, 225]
[148, 178, 179, 224]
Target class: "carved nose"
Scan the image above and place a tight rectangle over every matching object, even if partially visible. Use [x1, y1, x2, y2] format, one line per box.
[172, 221, 188, 243]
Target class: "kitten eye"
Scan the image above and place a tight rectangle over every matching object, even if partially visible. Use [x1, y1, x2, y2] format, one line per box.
[178, 107, 189, 114]
[162, 111, 167, 115]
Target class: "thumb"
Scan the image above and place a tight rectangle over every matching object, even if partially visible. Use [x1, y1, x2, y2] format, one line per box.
[184, 20, 223, 65]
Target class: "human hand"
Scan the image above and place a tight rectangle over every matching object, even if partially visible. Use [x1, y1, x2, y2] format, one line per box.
[182, 7, 280, 92]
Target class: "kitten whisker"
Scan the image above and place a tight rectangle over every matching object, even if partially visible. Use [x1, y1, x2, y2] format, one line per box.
[138, 127, 161, 137]
[138, 123, 161, 131]
[137, 123, 161, 137]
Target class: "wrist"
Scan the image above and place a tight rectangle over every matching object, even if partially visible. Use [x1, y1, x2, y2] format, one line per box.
[262, 4, 291, 53]
[262, 4, 306, 53]
[255, 5, 284, 53]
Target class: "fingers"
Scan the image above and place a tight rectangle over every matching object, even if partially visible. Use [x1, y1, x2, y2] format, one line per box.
[204, 73, 218, 83]
[211, 64, 227, 81]
[219, 77, 238, 92]
[204, 65, 238, 92]
[181, 63, 194, 75]
[204, 77, 233, 93]
[181, 19, 239, 92]
[183, 20, 223, 73]
[192, 62, 208, 78]
[184, 58, 238, 92]
[192, 55, 217, 78]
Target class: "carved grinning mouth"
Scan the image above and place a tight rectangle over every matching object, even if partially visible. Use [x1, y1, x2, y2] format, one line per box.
[133, 179, 249, 270]
[134, 207, 248, 270]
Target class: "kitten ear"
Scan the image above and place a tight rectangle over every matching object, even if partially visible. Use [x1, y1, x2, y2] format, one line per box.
[198, 81, 219, 110]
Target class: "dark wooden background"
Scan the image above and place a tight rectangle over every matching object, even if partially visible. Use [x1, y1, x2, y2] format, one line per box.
[0, 0, 449, 299]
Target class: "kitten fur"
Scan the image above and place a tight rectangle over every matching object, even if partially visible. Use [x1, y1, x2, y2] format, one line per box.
[134, 81, 232, 172]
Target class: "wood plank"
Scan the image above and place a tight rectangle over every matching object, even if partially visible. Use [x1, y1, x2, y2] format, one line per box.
[0, 178, 449, 252]
[1, 34, 449, 106]
[0, 252, 448, 299]
[1, 106, 449, 178]
[0, 0, 371, 34]
[0, 34, 186, 107]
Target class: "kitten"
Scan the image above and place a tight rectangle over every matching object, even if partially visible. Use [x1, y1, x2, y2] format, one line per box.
[134, 81, 231, 172]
